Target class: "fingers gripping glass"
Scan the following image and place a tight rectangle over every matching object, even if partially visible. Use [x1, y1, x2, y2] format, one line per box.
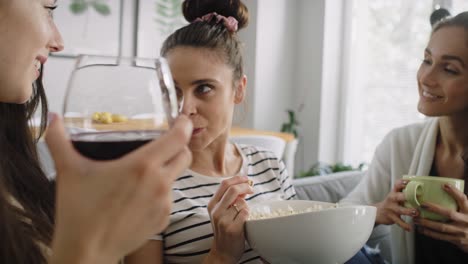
[63, 55, 181, 160]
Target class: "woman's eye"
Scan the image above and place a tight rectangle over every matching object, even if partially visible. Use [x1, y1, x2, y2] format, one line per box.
[444, 67, 459, 75]
[45, 6, 57, 18]
[197, 85, 213, 94]
[175, 87, 183, 100]
[422, 59, 431, 65]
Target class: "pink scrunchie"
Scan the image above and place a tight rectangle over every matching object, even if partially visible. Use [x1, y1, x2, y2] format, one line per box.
[193, 12, 239, 33]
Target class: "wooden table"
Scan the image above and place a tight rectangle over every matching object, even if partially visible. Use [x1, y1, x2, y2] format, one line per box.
[56, 117, 296, 142]
[33, 116, 295, 140]
[230, 127, 295, 142]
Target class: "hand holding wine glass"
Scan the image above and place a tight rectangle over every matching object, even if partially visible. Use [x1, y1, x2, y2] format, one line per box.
[47, 55, 191, 264]
[47, 114, 192, 264]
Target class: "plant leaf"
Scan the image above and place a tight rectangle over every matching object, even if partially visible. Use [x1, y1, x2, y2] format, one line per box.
[157, 8, 170, 17]
[70, 2, 88, 14]
[171, 0, 183, 12]
[292, 129, 298, 138]
[155, 18, 169, 26]
[92, 2, 111, 15]
[158, 4, 169, 12]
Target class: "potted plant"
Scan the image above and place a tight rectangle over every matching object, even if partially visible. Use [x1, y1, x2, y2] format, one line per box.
[296, 162, 366, 178]
[280, 109, 299, 138]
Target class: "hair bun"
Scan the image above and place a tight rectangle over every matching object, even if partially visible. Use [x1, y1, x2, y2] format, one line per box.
[182, 0, 249, 30]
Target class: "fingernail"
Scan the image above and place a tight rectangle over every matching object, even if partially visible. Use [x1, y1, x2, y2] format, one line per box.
[420, 204, 428, 209]
[178, 117, 193, 136]
[411, 210, 419, 216]
[47, 112, 56, 126]
[443, 184, 451, 190]
[185, 116, 194, 130]
[402, 180, 408, 185]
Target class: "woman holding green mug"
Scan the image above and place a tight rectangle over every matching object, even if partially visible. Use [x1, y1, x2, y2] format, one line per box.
[341, 12, 468, 264]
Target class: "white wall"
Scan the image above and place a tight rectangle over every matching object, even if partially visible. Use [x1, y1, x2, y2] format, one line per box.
[43, 0, 137, 114]
[243, 0, 332, 174]
[234, 0, 258, 128]
[251, 0, 298, 132]
[42, 57, 74, 114]
[318, 0, 346, 164]
[293, 0, 326, 172]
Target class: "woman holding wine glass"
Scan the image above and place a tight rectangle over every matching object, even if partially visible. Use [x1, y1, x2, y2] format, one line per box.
[0, 0, 193, 263]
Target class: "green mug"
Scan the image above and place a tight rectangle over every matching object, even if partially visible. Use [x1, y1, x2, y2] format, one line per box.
[402, 175, 465, 222]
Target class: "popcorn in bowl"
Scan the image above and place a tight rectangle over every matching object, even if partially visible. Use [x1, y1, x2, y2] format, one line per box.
[245, 200, 377, 264]
[248, 202, 338, 220]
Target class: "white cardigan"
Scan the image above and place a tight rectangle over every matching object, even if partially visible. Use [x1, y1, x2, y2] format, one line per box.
[340, 118, 439, 264]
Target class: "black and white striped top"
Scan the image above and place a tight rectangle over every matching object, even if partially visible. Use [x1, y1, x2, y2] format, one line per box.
[153, 144, 296, 263]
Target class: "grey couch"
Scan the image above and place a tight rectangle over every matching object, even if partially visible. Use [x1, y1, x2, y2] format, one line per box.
[292, 171, 391, 263]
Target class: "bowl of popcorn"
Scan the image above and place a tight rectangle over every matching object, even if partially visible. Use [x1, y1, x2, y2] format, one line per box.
[245, 200, 376, 264]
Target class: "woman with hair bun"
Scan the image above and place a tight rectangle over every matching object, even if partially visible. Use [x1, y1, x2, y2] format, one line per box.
[126, 0, 297, 263]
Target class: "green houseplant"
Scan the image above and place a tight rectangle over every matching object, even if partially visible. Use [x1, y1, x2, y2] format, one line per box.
[70, 0, 111, 15]
[155, 0, 186, 35]
[280, 109, 299, 138]
[296, 162, 366, 178]
[69, 0, 111, 38]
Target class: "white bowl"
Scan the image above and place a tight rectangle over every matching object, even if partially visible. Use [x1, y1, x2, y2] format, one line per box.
[245, 200, 376, 264]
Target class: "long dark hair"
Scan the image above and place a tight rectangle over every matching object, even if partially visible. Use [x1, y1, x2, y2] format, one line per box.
[432, 11, 468, 184]
[161, 0, 249, 82]
[0, 65, 55, 264]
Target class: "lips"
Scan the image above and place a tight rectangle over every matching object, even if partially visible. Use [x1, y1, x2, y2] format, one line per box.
[33, 55, 48, 78]
[192, 128, 204, 136]
[421, 89, 443, 101]
[36, 55, 48, 65]
[34, 59, 42, 76]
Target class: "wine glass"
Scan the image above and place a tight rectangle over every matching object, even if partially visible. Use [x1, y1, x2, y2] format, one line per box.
[63, 55, 181, 160]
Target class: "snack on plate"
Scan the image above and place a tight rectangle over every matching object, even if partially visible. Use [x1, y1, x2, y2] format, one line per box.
[92, 112, 128, 124]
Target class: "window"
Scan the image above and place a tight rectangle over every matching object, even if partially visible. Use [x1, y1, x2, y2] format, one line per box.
[341, 0, 468, 165]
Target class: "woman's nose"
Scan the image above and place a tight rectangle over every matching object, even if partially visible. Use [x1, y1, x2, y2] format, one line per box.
[48, 23, 64, 52]
[418, 65, 438, 87]
[180, 95, 197, 116]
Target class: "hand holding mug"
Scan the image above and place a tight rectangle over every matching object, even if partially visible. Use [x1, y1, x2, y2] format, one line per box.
[402, 175, 464, 221]
[412, 183, 468, 253]
[375, 179, 419, 232]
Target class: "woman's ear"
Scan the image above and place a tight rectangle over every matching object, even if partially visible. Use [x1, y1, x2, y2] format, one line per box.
[234, 75, 247, 104]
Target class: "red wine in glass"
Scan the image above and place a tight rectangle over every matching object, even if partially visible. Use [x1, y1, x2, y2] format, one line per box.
[71, 130, 163, 160]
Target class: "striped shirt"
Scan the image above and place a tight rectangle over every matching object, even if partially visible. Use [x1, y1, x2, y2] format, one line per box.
[153, 144, 296, 263]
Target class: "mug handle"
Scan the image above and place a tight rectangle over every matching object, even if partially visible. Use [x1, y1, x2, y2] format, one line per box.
[404, 181, 424, 208]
